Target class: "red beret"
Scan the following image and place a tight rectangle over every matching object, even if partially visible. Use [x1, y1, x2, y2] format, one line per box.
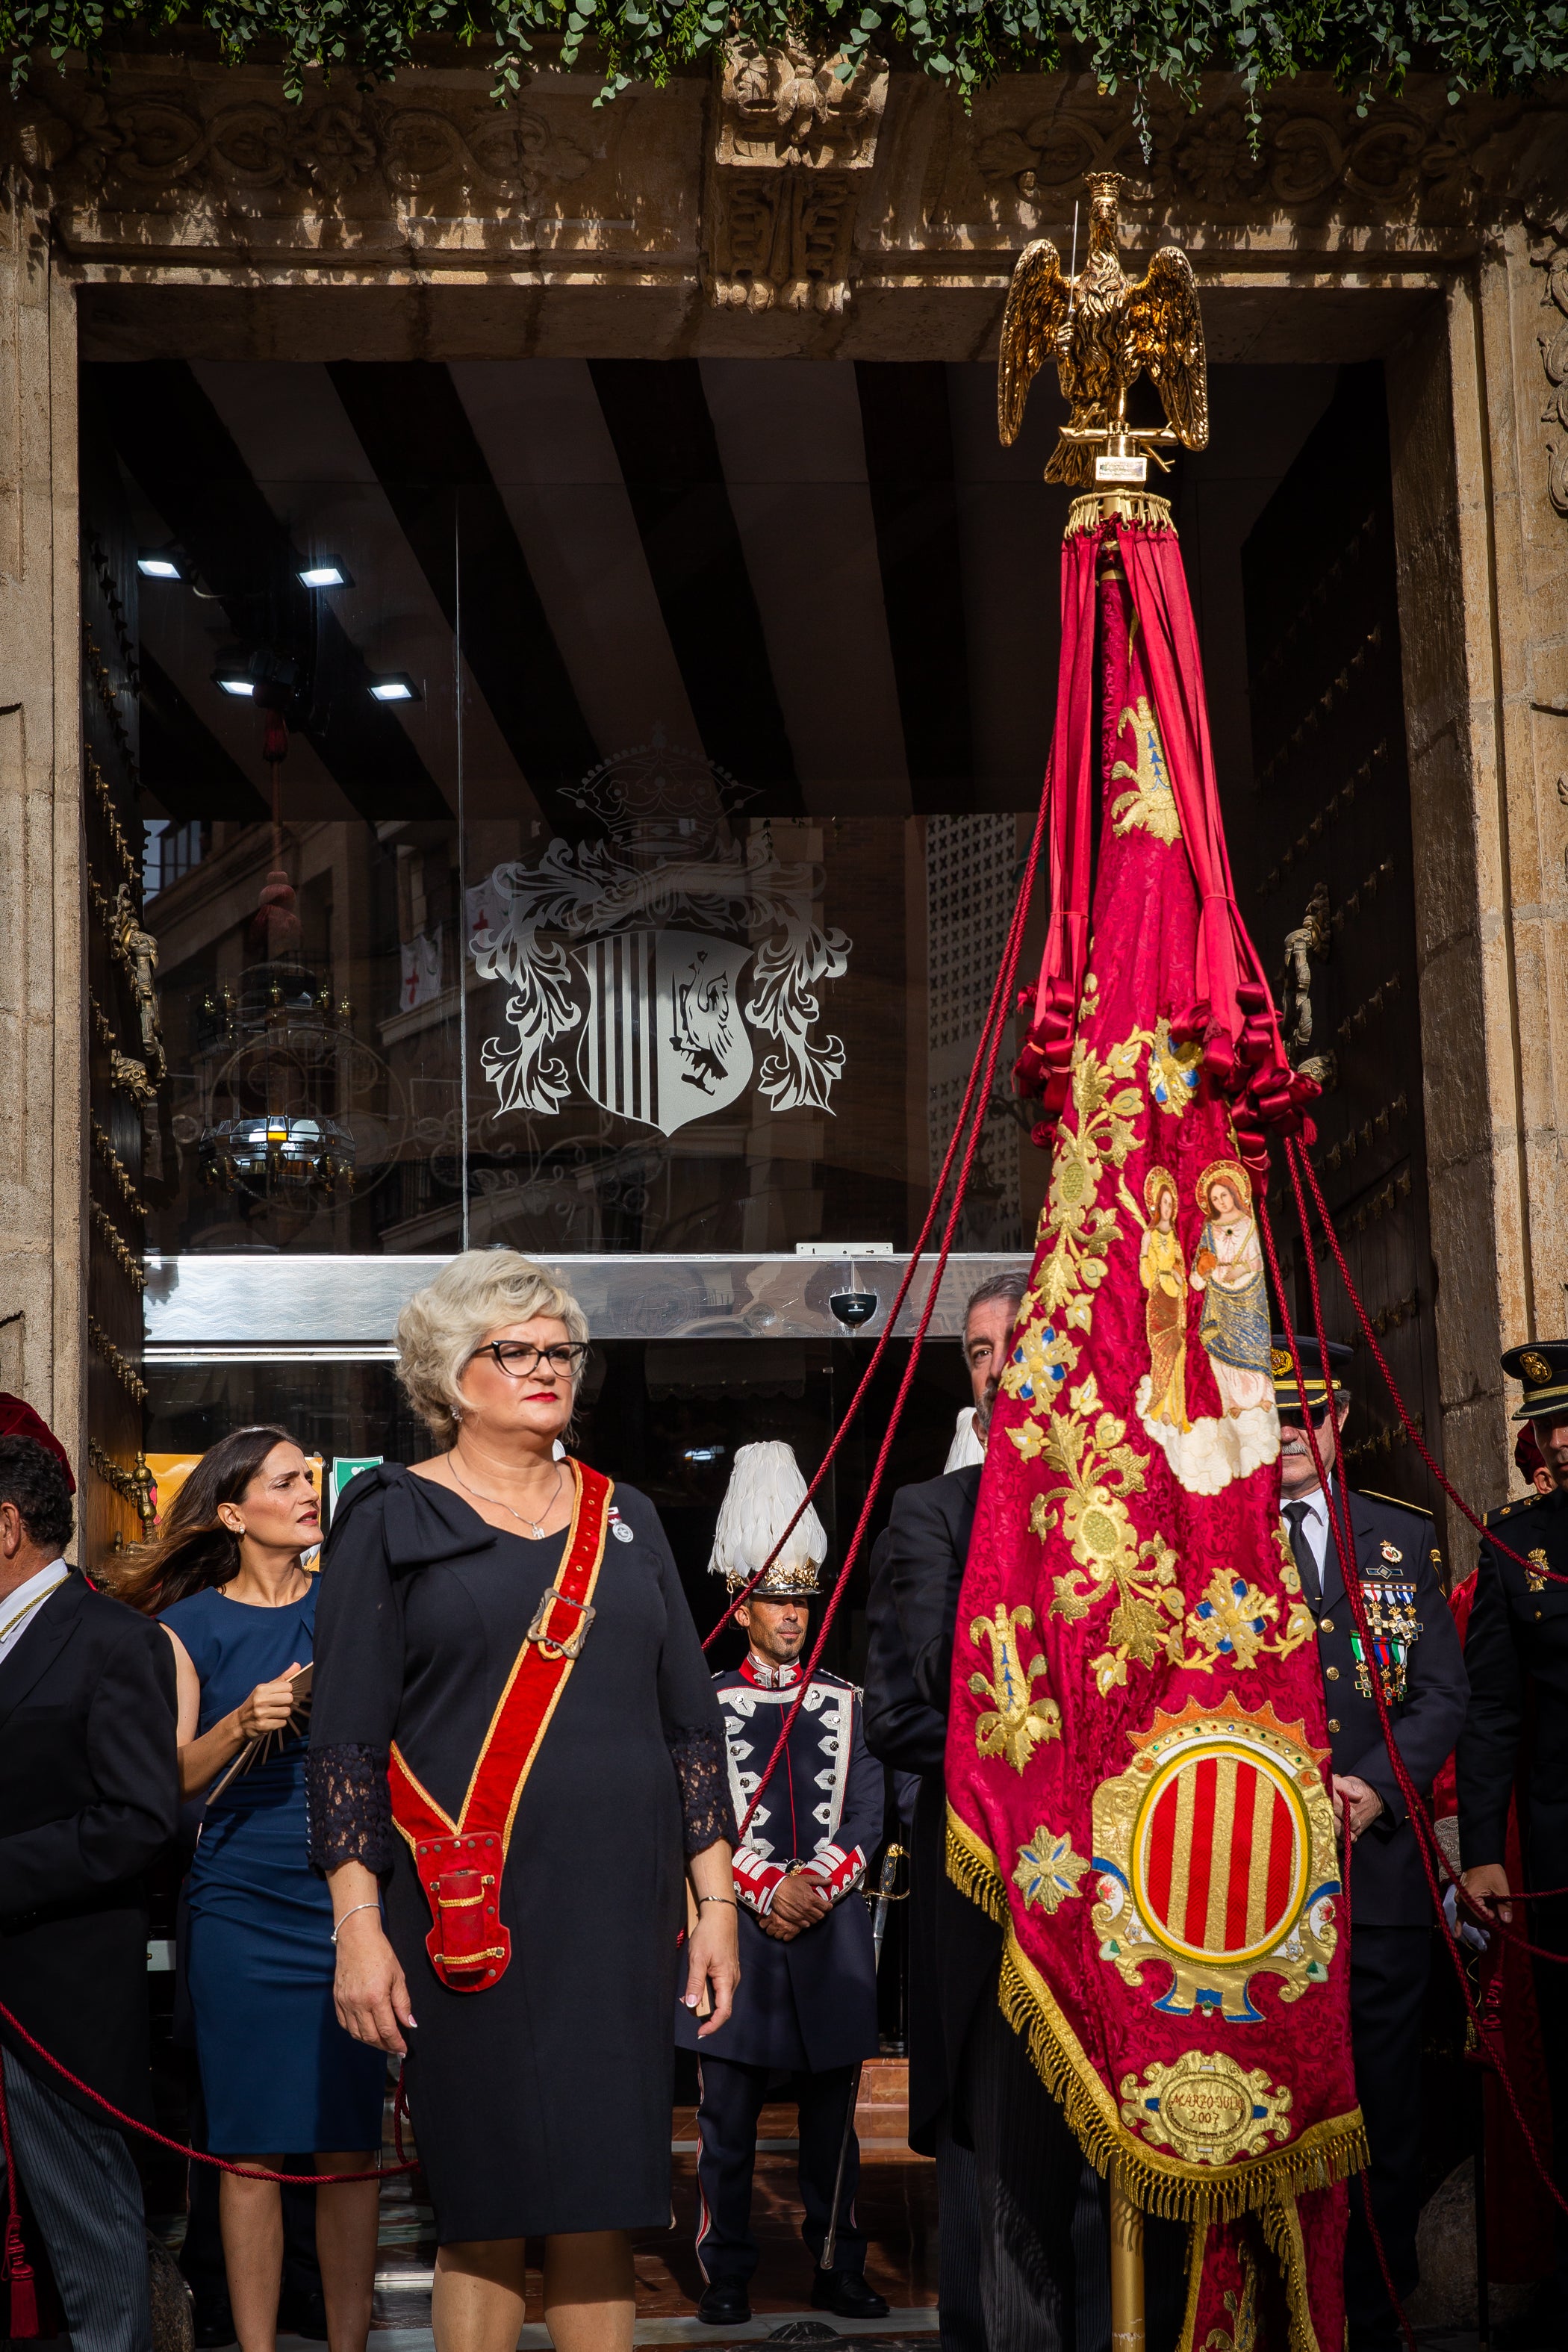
[0, 1393, 76, 1492]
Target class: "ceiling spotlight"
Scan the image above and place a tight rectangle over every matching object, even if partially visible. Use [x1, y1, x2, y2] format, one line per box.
[298, 560, 352, 589]
[213, 666, 256, 698]
[368, 673, 420, 704]
[138, 553, 184, 580]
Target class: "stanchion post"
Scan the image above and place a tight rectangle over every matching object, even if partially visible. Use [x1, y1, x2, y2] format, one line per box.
[1110, 2160, 1147, 2352]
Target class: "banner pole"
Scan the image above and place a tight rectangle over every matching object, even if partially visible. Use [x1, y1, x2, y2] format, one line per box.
[1110, 2161, 1146, 2352]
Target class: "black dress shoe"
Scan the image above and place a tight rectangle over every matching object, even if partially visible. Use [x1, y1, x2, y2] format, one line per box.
[697, 2277, 753, 2326]
[810, 2268, 889, 2319]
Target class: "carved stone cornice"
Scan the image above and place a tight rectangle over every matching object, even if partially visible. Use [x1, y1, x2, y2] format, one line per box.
[704, 39, 889, 312]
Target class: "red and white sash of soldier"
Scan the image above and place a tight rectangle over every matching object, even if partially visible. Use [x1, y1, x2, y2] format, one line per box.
[947, 501, 1363, 2352]
[388, 1460, 610, 1991]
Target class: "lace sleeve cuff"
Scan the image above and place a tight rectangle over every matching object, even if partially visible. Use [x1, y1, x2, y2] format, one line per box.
[668, 1726, 737, 1858]
[306, 1743, 393, 1876]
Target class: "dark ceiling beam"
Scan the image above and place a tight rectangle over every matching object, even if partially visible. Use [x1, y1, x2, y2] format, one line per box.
[587, 361, 803, 815]
[137, 647, 271, 824]
[854, 363, 976, 815]
[87, 361, 452, 825]
[326, 362, 600, 830]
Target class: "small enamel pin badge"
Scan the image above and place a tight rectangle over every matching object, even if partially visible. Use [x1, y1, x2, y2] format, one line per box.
[1381, 1540, 1403, 1564]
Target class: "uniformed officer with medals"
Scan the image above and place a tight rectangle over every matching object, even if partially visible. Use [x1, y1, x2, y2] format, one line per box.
[1460, 1342, 1568, 2338]
[679, 1443, 889, 2328]
[1272, 1334, 1469, 2351]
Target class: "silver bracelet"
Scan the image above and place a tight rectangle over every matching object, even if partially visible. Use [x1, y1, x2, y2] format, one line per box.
[332, 1900, 382, 1944]
[697, 1894, 737, 1908]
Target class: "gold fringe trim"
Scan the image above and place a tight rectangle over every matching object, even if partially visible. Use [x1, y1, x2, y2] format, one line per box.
[1260, 2185, 1320, 2352]
[946, 1803, 1369, 2234]
[1175, 2217, 1207, 2352]
[1065, 490, 1175, 538]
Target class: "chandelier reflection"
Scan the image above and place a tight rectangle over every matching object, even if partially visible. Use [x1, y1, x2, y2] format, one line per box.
[188, 868, 398, 1208]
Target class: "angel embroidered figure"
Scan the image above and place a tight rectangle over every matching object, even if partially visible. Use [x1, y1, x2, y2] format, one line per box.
[1138, 1164, 1189, 1431]
[996, 171, 1209, 487]
[1190, 1159, 1272, 1419]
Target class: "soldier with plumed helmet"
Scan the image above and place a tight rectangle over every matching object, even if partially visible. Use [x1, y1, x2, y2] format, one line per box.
[679, 1443, 888, 2330]
[1459, 1341, 1568, 2340]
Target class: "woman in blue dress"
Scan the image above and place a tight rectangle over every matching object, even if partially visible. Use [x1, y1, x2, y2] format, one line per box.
[117, 1426, 385, 2352]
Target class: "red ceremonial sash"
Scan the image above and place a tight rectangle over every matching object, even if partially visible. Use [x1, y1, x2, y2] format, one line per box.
[388, 1460, 611, 1992]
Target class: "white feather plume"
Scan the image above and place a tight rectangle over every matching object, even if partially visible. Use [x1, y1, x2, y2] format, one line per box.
[708, 1441, 827, 1586]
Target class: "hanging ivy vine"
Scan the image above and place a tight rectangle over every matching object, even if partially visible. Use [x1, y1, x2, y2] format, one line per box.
[0, 0, 1563, 113]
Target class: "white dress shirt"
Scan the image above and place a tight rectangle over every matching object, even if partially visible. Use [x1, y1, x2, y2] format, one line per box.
[1281, 1489, 1331, 1596]
[0, 1556, 69, 1668]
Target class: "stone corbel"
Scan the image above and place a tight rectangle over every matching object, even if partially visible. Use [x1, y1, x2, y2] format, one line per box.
[703, 37, 888, 314]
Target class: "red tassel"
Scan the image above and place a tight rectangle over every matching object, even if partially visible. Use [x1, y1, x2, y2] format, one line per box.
[7, 2262, 40, 2337]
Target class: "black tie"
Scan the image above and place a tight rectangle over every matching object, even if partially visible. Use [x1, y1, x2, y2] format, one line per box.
[1283, 1501, 1319, 1609]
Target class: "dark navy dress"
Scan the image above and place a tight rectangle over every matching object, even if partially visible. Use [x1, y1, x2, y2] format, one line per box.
[307, 1466, 734, 2243]
[163, 1581, 386, 2155]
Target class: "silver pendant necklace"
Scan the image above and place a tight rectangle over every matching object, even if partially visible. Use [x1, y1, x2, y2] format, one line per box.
[448, 1453, 564, 1540]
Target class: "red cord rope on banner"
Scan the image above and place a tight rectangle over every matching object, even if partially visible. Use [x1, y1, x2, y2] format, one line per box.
[700, 806, 1048, 1655]
[1260, 1165, 1568, 2234]
[733, 792, 1048, 1836]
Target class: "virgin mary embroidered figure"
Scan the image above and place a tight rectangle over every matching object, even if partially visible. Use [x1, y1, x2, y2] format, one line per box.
[1190, 1159, 1272, 1419]
[1139, 1163, 1189, 1431]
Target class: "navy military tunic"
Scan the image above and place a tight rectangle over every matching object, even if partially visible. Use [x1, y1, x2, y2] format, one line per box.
[676, 1657, 880, 2071]
[1306, 1483, 1469, 1923]
[1457, 1482, 1568, 1888]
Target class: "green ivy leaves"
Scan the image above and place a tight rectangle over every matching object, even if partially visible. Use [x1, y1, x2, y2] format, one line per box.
[1, 0, 1562, 110]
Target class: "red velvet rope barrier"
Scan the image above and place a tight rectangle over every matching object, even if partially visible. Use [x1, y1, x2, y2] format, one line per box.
[0, 2000, 414, 2186]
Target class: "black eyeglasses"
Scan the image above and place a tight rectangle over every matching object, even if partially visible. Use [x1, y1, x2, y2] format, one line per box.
[1278, 1404, 1332, 1428]
[471, 1342, 588, 1380]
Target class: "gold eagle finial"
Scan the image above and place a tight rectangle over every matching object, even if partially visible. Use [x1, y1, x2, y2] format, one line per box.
[998, 172, 1209, 485]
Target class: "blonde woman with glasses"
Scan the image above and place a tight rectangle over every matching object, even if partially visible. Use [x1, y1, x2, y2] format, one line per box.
[308, 1251, 738, 2352]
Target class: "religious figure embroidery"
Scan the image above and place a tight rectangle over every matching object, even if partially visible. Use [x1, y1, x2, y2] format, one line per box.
[1133, 1151, 1280, 1499]
[1110, 692, 1183, 846]
[1190, 1159, 1272, 1418]
[1138, 1165, 1189, 1433]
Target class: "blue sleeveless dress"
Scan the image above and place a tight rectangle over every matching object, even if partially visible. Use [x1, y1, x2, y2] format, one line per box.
[164, 1581, 385, 2155]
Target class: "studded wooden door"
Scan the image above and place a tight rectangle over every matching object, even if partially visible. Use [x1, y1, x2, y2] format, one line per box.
[81, 406, 156, 1564]
[1237, 366, 1445, 1535]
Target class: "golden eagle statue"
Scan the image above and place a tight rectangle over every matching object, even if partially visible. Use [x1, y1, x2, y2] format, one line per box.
[998, 171, 1208, 486]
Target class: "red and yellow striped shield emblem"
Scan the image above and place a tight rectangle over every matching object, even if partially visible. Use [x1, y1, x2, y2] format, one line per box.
[1133, 1743, 1308, 1964]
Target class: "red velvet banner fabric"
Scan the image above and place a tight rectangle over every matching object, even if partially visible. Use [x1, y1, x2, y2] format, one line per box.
[949, 506, 1360, 2352]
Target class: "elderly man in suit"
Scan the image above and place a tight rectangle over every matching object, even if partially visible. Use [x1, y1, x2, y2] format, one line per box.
[1272, 1334, 1469, 2352]
[0, 1434, 180, 2352]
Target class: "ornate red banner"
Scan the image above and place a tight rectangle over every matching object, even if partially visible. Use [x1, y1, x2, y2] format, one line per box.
[948, 499, 1361, 2351]
[389, 1460, 610, 1991]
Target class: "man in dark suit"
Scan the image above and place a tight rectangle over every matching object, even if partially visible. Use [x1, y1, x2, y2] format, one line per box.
[1272, 1335, 1469, 2352]
[0, 1434, 180, 2352]
[865, 1272, 1098, 2352]
[1459, 1340, 1568, 2339]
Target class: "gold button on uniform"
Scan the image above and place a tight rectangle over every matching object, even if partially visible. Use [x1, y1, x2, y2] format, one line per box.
[1321, 1617, 1334, 1634]
[1328, 1717, 1341, 1733]
[1326, 1665, 1340, 1681]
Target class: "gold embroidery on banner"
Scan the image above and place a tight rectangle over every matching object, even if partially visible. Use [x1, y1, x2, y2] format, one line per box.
[1121, 2050, 1292, 2167]
[1013, 1824, 1092, 1914]
[1027, 1376, 1185, 1696]
[1201, 2248, 1260, 2352]
[1028, 1032, 1148, 1331]
[1179, 1567, 1313, 1675]
[1110, 695, 1183, 846]
[969, 1605, 1062, 1770]
[1148, 1015, 1201, 1116]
